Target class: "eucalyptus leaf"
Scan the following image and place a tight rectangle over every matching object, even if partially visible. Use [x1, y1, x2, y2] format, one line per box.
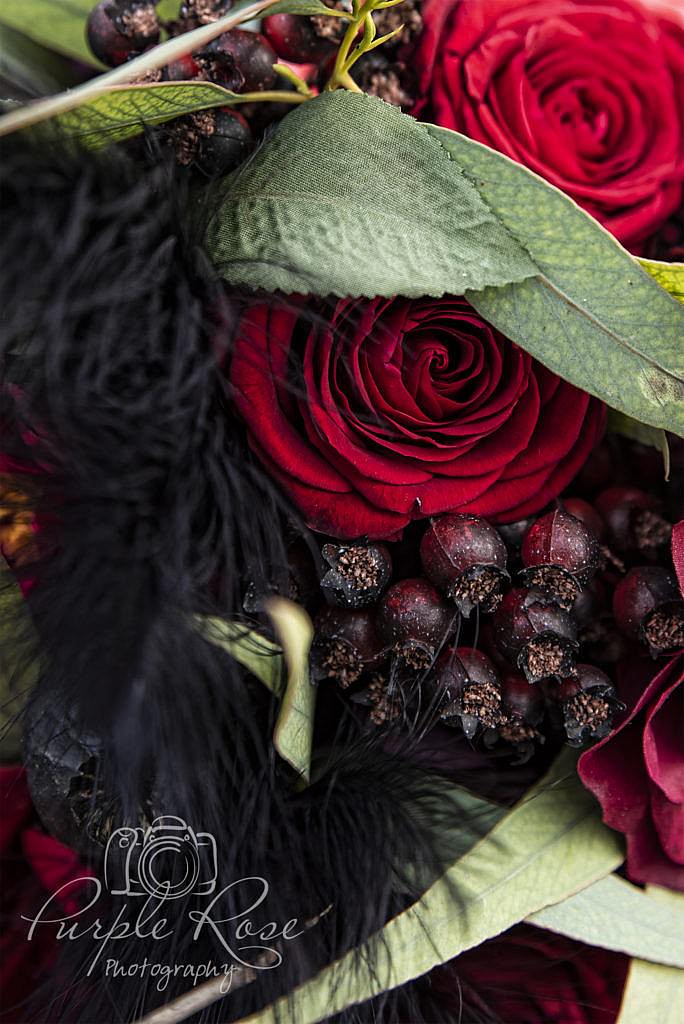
[267, 1, 346, 13]
[265, 597, 315, 784]
[205, 91, 684, 436]
[639, 258, 684, 304]
[0, 0, 103, 68]
[607, 410, 670, 480]
[195, 615, 282, 693]
[0, 24, 81, 98]
[530, 875, 684, 969]
[617, 888, 684, 1024]
[197, 600, 316, 783]
[233, 750, 623, 1024]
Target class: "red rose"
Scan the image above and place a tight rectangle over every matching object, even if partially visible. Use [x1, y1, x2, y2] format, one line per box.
[416, 0, 684, 249]
[229, 298, 605, 540]
[431, 924, 629, 1024]
[579, 651, 684, 891]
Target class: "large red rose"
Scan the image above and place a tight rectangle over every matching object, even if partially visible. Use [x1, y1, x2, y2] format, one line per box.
[416, 0, 684, 249]
[229, 298, 605, 540]
[579, 651, 684, 891]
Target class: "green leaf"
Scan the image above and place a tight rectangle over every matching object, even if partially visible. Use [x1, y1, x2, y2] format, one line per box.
[0, 0, 103, 68]
[204, 91, 684, 437]
[530, 875, 684, 969]
[0, 23, 82, 96]
[639, 258, 684, 304]
[617, 889, 684, 1024]
[206, 92, 537, 299]
[607, 409, 671, 480]
[196, 599, 316, 783]
[265, 597, 315, 784]
[233, 750, 623, 1024]
[46, 81, 248, 145]
[195, 616, 283, 694]
[0, 559, 39, 760]
[0, 0, 288, 137]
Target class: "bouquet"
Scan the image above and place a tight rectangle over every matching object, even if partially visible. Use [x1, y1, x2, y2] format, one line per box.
[0, 2, 682, 1022]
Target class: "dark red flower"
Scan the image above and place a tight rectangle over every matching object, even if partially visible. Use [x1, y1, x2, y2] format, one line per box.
[579, 650, 684, 891]
[416, 0, 684, 249]
[229, 297, 605, 540]
[432, 923, 629, 1024]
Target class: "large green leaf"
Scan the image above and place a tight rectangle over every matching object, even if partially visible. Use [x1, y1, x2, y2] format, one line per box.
[197, 599, 316, 783]
[0, 23, 82, 96]
[231, 750, 623, 1024]
[0, 0, 103, 68]
[617, 888, 684, 1024]
[530, 875, 684, 969]
[205, 91, 684, 437]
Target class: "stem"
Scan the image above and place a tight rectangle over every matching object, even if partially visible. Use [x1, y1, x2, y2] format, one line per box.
[323, 0, 405, 92]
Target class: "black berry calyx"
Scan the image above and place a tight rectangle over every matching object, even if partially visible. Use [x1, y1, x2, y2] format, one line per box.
[320, 541, 392, 609]
[420, 514, 509, 616]
[436, 648, 502, 738]
[313, 607, 384, 687]
[613, 566, 684, 656]
[559, 665, 624, 746]
[493, 588, 579, 684]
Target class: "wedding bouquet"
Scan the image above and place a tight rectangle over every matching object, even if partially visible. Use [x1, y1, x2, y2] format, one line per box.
[0, 2, 682, 1023]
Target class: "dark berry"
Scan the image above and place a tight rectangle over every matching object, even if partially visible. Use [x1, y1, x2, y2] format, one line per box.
[162, 54, 203, 82]
[377, 578, 456, 668]
[520, 508, 600, 608]
[201, 30, 278, 93]
[596, 487, 672, 559]
[313, 606, 384, 687]
[262, 13, 336, 62]
[420, 514, 509, 616]
[352, 52, 416, 109]
[195, 109, 252, 175]
[500, 674, 544, 726]
[320, 542, 392, 609]
[613, 566, 684, 656]
[86, 1, 160, 67]
[558, 664, 624, 746]
[484, 674, 544, 762]
[493, 588, 579, 684]
[562, 498, 606, 543]
[372, 0, 423, 48]
[435, 648, 502, 738]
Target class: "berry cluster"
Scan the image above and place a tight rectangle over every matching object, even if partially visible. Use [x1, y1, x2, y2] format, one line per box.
[274, 445, 684, 763]
[86, 1, 423, 175]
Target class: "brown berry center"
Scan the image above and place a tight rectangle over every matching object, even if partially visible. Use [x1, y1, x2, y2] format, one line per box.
[335, 546, 382, 591]
[644, 605, 684, 653]
[564, 692, 611, 730]
[460, 681, 502, 728]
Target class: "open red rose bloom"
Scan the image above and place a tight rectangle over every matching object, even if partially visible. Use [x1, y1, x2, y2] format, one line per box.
[416, 0, 684, 249]
[230, 298, 606, 540]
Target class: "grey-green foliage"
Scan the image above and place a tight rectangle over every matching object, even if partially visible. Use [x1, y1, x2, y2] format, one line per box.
[206, 91, 684, 436]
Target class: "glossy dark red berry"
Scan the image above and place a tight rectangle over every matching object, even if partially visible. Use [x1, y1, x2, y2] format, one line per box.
[313, 606, 384, 687]
[596, 487, 671, 559]
[613, 566, 684, 656]
[493, 588, 579, 684]
[320, 542, 392, 609]
[201, 30, 278, 93]
[520, 508, 600, 608]
[420, 514, 509, 616]
[377, 578, 456, 668]
[562, 498, 606, 543]
[434, 647, 502, 738]
[558, 664, 623, 746]
[262, 13, 336, 62]
[86, 1, 160, 67]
